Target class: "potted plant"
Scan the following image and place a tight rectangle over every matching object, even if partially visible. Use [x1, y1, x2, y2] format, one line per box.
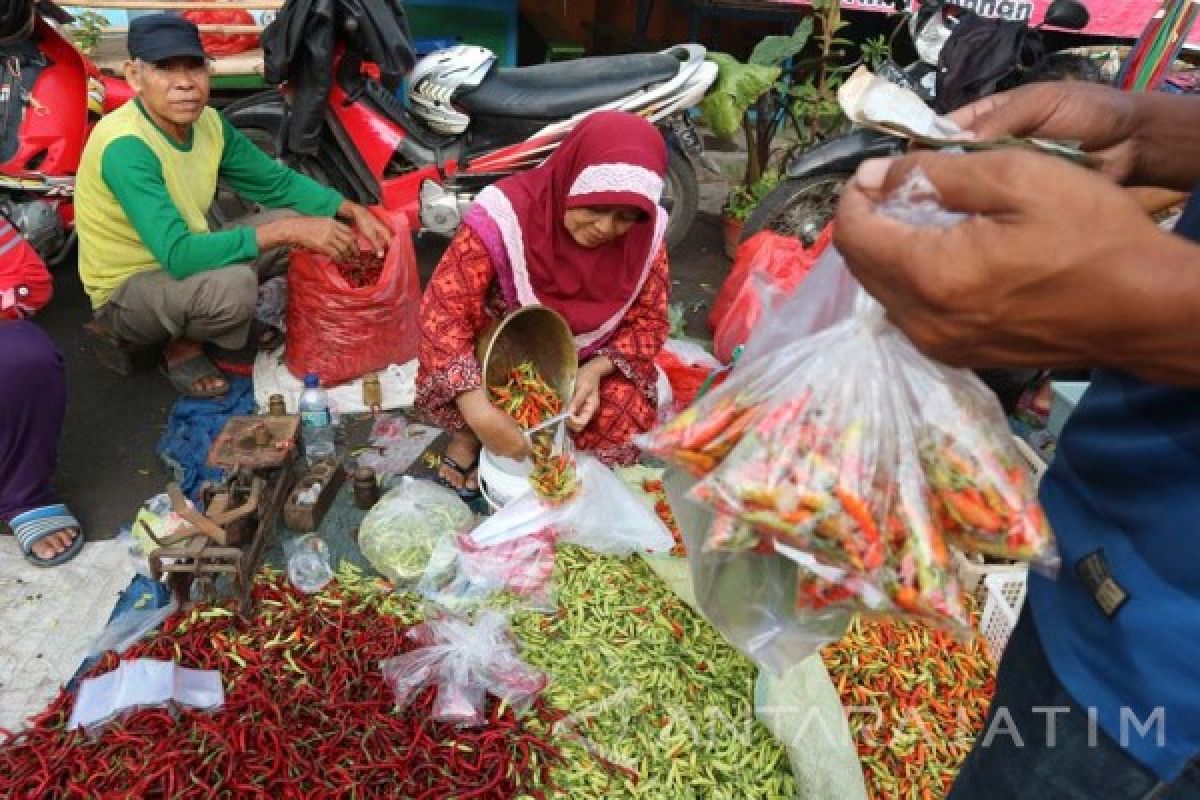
[700, 21, 813, 258]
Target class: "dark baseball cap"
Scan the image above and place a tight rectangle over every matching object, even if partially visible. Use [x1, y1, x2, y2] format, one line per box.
[127, 14, 207, 63]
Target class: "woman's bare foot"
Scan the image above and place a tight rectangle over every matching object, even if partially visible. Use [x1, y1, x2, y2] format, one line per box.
[30, 529, 79, 560]
[440, 430, 482, 491]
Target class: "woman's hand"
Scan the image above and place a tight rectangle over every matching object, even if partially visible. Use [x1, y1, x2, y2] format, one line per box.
[568, 356, 614, 432]
[457, 388, 531, 460]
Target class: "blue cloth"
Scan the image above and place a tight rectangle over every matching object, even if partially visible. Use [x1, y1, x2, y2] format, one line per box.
[155, 377, 256, 501]
[950, 606, 1200, 799]
[1028, 191, 1200, 782]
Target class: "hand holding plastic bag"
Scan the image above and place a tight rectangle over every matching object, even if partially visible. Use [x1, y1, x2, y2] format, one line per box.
[379, 611, 547, 727]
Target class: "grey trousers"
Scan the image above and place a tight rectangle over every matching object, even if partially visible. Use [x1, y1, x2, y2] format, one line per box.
[94, 211, 293, 350]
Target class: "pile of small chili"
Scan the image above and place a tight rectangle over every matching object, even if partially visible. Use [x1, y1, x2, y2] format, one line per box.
[821, 612, 996, 799]
[489, 362, 562, 430]
[0, 571, 560, 799]
[529, 434, 580, 506]
[336, 251, 385, 288]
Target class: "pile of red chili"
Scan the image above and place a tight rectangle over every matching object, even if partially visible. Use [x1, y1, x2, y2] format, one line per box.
[0, 574, 561, 799]
[337, 251, 385, 288]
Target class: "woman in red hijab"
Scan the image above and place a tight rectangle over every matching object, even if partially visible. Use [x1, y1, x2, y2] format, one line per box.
[415, 111, 671, 498]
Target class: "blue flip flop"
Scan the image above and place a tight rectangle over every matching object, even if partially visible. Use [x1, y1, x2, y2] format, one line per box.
[12, 504, 85, 567]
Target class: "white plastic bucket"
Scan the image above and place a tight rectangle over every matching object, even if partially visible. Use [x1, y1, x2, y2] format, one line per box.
[478, 448, 532, 511]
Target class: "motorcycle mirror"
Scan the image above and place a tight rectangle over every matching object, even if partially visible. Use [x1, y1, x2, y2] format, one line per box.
[1043, 0, 1089, 30]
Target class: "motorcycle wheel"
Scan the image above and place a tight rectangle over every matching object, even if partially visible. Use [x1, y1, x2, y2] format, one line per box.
[740, 170, 854, 247]
[663, 146, 699, 255]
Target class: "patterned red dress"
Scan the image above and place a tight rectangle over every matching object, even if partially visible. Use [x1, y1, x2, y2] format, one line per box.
[415, 226, 669, 466]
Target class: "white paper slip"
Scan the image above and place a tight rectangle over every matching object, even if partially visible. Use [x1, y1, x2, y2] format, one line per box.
[68, 659, 224, 732]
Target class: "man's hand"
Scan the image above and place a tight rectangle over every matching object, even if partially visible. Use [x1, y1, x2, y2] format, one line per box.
[258, 216, 359, 262]
[952, 82, 1200, 191]
[337, 201, 393, 257]
[950, 82, 1141, 182]
[832, 150, 1200, 383]
[568, 356, 614, 432]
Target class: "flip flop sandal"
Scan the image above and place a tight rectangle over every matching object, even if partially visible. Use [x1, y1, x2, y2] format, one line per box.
[83, 320, 135, 376]
[434, 454, 483, 503]
[160, 352, 229, 398]
[12, 504, 85, 567]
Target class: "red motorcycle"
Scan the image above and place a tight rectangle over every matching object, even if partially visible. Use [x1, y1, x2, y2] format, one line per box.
[218, 1, 716, 251]
[0, 0, 132, 266]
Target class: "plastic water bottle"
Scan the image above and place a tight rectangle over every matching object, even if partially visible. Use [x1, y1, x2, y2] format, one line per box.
[299, 373, 336, 465]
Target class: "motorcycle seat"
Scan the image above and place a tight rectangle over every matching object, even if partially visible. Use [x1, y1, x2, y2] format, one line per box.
[456, 53, 680, 119]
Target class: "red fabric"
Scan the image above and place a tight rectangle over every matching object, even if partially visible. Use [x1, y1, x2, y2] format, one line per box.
[286, 213, 420, 386]
[467, 111, 667, 336]
[181, 9, 259, 58]
[0, 217, 51, 320]
[415, 227, 668, 467]
[710, 225, 833, 364]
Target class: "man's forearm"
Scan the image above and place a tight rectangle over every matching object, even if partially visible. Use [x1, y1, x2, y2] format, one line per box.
[1101, 228, 1200, 384]
[1132, 93, 1200, 190]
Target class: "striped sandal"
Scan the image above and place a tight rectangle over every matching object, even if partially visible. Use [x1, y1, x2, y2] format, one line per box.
[11, 504, 85, 567]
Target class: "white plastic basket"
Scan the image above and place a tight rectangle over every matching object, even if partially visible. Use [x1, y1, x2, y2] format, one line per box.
[978, 568, 1028, 661]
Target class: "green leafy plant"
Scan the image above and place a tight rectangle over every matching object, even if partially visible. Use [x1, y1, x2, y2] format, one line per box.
[68, 10, 109, 55]
[700, 21, 813, 217]
[788, 0, 857, 146]
[724, 169, 780, 222]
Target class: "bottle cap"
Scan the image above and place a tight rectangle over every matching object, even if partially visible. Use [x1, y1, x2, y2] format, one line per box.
[304, 373, 320, 389]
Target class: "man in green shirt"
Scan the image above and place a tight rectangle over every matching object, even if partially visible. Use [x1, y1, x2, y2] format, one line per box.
[77, 14, 391, 396]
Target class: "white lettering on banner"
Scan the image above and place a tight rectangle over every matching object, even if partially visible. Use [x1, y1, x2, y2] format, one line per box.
[843, 0, 1034, 21]
[1088, 706, 1101, 748]
[1032, 706, 1072, 748]
[982, 707, 1026, 748]
[1121, 708, 1167, 748]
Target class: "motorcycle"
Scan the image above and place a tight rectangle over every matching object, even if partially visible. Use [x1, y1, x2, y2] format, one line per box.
[0, 0, 132, 266]
[219, 3, 716, 252]
[741, 0, 1096, 246]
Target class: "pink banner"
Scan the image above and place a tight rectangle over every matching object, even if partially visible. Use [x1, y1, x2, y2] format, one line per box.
[768, 1, 1200, 46]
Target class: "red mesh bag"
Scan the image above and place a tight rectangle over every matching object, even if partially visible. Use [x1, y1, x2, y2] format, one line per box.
[181, 8, 259, 58]
[285, 213, 420, 386]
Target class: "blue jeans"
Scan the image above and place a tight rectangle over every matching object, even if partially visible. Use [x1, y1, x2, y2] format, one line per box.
[949, 605, 1200, 799]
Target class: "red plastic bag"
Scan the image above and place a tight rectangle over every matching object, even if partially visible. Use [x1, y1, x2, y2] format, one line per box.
[654, 339, 722, 412]
[285, 213, 420, 386]
[709, 226, 833, 364]
[181, 9, 259, 58]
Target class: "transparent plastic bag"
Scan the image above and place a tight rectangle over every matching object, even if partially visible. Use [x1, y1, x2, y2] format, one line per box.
[667, 469, 850, 676]
[284, 534, 333, 594]
[419, 528, 557, 613]
[358, 477, 475, 587]
[670, 172, 1054, 630]
[469, 453, 674, 557]
[379, 610, 548, 727]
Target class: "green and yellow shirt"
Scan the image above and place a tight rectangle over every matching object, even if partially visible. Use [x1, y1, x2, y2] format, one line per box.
[76, 99, 343, 308]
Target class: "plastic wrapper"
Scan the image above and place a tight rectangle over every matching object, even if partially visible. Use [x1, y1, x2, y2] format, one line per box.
[653, 172, 1055, 631]
[86, 598, 179, 658]
[355, 415, 441, 482]
[68, 659, 224, 733]
[358, 478, 475, 588]
[286, 213, 420, 386]
[379, 611, 547, 727]
[419, 529, 557, 613]
[655, 339, 722, 413]
[469, 453, 674, 557]
[666, 469, 849, 676]
[284, 534, 333, 594]
[709, 227, 833, 363]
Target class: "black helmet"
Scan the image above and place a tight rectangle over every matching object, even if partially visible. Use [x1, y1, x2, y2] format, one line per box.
[0, 0, 36, 46]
